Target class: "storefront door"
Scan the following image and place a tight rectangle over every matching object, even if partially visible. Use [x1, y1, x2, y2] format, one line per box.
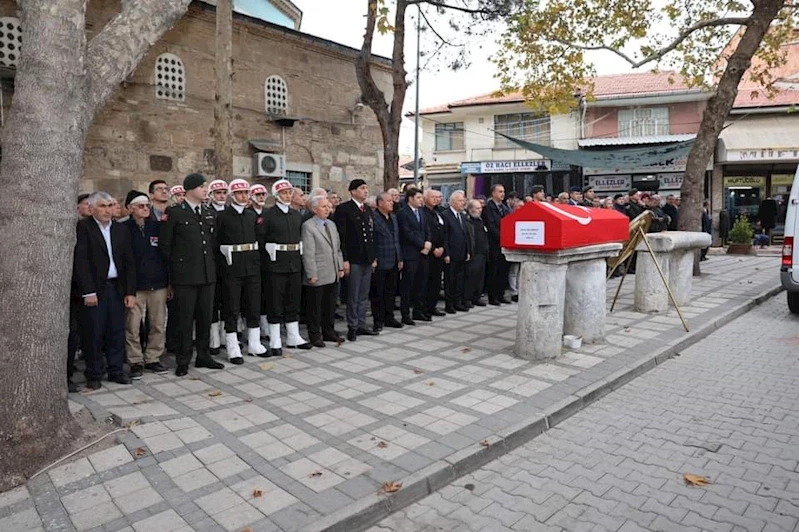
[723, 176, 765, 220]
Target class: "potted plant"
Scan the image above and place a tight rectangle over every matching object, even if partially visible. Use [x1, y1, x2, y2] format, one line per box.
[727, 214, 754, 254]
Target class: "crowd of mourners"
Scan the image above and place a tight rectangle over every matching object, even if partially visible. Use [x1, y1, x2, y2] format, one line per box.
[68, 176, 705, 392]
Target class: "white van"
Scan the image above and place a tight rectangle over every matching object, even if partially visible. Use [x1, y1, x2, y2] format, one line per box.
[780, 165, 799, 313]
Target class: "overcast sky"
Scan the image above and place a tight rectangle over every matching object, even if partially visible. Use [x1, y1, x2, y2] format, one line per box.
[291, 1, 635, 154]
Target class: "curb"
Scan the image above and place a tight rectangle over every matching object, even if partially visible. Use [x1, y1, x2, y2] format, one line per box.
[302, 284, 784, 532]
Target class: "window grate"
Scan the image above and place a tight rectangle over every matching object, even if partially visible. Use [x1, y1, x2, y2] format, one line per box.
[266, 75, 288, 115]
[618, 107, 669, 137]
[0, 17, 22, 69]
[155, 53, 185, 102]
[286, 170, 310, 193]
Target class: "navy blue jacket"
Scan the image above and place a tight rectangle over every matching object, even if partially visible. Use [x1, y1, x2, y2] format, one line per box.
[442, 208, 471, 261]
[372, 210, 402, 270]
[125, 217, 169, 291]
[397, 204, 430, 262]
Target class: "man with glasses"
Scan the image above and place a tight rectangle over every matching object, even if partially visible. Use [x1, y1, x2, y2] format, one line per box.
[123, 191, 170, 379]
[148, 180, 170, 221]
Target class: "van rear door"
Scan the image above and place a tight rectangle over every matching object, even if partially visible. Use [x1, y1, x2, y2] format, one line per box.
[789, 166, 799, 283]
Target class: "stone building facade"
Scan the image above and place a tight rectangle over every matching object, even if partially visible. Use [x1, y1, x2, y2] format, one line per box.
[0, 0, 393, 198]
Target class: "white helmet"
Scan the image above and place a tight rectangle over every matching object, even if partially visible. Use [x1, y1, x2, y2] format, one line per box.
[207, 179, 228, 194]
[272, 179, 293, 200]
[250, 184, 267, 207]
[229, 178, 250, 192]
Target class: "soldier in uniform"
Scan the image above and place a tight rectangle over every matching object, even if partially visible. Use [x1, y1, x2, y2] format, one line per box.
[249, 183, 270, 339]
[206, 179, 228, 355]
[159, 173, 225, 376]
[170, 185, 186, 205]
[262, 179, 311, 356]
[215, 179, 268, 362]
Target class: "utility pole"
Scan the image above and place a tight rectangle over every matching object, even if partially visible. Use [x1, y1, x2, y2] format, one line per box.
[214, 0, 233, 180]
[413, 5, 421, 183]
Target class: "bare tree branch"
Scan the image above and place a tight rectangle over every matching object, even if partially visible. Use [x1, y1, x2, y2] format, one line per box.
[418, 7, 464, 47]
[557, 16, 751, 69]
[407, 0, 505, 16]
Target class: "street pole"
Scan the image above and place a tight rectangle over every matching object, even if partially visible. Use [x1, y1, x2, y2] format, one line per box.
[413, 5, 421, 183]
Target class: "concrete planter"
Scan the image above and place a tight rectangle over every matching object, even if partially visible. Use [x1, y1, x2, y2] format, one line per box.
[727, 243, 753, 255]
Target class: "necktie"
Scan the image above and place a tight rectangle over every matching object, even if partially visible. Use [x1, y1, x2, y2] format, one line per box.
[195, 206, 201, 217]
[415, 209, 420, 224]
[360, 204, 365, 213]
[323, 221, 334, 244]
[459, 213, 465, 231]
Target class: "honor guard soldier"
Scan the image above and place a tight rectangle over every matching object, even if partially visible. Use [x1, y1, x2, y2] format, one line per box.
[216, 179, 268, 362]
[159, 173, 225, 376]
[249, 183, 270, 338]
[170, 185, 186, 205]
[207, 179, 229, 355]
[262, 179, 311, 356]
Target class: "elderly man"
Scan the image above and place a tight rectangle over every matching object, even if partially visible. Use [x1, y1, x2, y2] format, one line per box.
[291, 187, 308, 216]
[465, 199, 488, 307]
[301, 196, 345, 347]
[371, 192, 403, 331]
[387, 188, 402, 213]
[328, 191, 340, 212]
[75, 192, 137, 389]
[442, 190, 471, 312]
[627, 189, 644, 220]
[663, 194, 679, 230]
[423, 189, 446, 318]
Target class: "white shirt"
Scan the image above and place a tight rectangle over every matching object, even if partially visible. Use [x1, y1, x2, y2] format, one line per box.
[276, 202, 290, 214]
[353, 199, 364, 210]
[83, 218, 118, 298]
[185, 198, 201, 213]
[232, 203, 245, 214]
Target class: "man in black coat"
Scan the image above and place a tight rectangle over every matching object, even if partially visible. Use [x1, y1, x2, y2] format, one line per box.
[464, 199, 489, 307]
[442, 190, 471, 312]
[370, 192, 404, 332]
[663, 195, 680, 231]
[482, 183, 511, 305]
[74, 192, 137, 389]
[68, 194, 91, 393]
[160, 173, 225, 376]
[334, 178, 379, 341]
[397, 187, 432, 325]
[423, 189, 447, 318]
[215, 178, 268, 363]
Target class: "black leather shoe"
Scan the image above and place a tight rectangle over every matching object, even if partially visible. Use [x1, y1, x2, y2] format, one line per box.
[145, 362, 168, 374]
[258, 349, 281, 358]
[385, 319, 404, 329]
[67, 380, 79, 393]
[196, 358, 224, 370]
[465, 302, 474, 309]
[402, 317, 416, 326]
[356, 327, 379, 336]
[499, 297, 512, 304]
[511, 295, 519, 303]
[347, 328, 357, 341]
[288, 342, 312, 350]
[109, 374, 132, 385]
[430, 309, 446, 317]
[372, 324, 383, 333]
[473, 299, 486, 307]
[455, 304, 470, 312]
[323, 332, 345, 343]
[229, 357, 244, 365]
[445, 307, 457, 314]
[175, 365, 189, 377]
[210, 347, 221, 356]
[488, 299, 501, 306]
[414, 313, 432, 322]
[311, 339, 326, 348]
[86, 379, 102, 390]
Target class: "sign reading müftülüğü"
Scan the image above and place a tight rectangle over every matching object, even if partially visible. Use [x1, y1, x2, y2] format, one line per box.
[515, 221, 545, 246]
[723, 176, 766, 187]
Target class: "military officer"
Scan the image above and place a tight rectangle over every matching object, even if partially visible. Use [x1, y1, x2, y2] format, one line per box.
[159, 173, 225, 376]
[206, 179, 228, 355]
[215, 178, 268, 362]
[262, 179, 311, 356]
[249, 183, 270, 338]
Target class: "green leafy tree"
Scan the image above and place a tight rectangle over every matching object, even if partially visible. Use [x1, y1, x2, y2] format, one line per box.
[495, 0, 795, 232]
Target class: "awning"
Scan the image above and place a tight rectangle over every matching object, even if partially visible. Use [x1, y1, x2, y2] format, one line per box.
[717, 115, 799, 163]
[248, 139, 281, 152]
[578, 134, 696, 147]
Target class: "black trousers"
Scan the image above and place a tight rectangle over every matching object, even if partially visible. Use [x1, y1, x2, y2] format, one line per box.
[400, 257, 427, 318]
[426, 256, 444, 312]
[444, 258, 467, 307]
[260, 266, 269, 316]
[465, 254, 487, 303]
[266, 271, 301, 324]
[370, 267, 399, 326]
[68, 298, 81, 380]
[487, 250, 509, 301]
[173, 283, 215, 367]
[80, 282, 126, 381]
[223, 274, 260, 333]
[306, 282, 337, 338]
[212, 273, 223, 323]
[165, 297, 179, 352]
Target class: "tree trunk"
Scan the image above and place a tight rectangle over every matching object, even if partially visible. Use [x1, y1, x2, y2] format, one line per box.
[0, 0, 192, 489]
[356, 0, 407, 190]
[214, 0, 234, 180]
[678, 0, 784, 232]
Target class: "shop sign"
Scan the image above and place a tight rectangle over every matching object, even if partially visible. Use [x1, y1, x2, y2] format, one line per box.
[587, 175, 631, 192]
[583, 156, 688, 176]
[723, 176, 766, 187]
[771, 174, 794, 186]
[726, 148, 799, 162]
[658, 173, 683, 189]
[460, 159, 550, 174]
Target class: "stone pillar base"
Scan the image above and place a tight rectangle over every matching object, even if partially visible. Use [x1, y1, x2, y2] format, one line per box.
[564, 258, 608, 343]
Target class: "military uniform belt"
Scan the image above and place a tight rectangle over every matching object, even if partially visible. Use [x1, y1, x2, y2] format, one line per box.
[226, 243, 259, 252]
[269, 243, 300, 251]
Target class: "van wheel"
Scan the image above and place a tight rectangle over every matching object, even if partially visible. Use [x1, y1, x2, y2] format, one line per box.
[789, 292, 799, 314]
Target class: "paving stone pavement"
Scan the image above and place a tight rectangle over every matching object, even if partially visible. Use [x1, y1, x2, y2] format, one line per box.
[369, 287, 799, 532]
[0, 256, 780, 532]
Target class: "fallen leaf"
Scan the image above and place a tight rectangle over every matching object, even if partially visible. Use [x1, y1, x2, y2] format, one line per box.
[133, 447, 147, 457]
[242, 528, 254, 532]
[124, 420, 141, 428]
[282, 352, 293, 358]
[377, 441, 388, 449]
[310, 471, 323, 477]
[336, 340, 343, 347]
[413, 368, 424, 375]
[258, 363, 274, 371]
[252, 488, 263, 498]
[480, 440, 490, 447]
[462, 347, 472, 353]
[208, 390, 223, 397]
[189, 377, 201, 381]
[380, 480, 402, 494]
[244, 398, 254, 403]
[426, 381, 435, 386]
[683, 473, 711, 487]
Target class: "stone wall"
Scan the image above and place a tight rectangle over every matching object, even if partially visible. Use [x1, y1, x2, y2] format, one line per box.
[0, 0, 394, 199]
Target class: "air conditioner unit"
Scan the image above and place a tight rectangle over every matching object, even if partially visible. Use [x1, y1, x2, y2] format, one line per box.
[253, 152, 285, 177]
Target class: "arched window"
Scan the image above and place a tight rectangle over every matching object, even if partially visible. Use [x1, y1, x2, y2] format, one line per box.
[0, 17, 22, 69]
[265, 75, 288, 115]
[154, 53, 185, 102]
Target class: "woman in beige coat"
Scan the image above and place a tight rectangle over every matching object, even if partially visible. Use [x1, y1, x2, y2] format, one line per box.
[301, 196, 345, 347]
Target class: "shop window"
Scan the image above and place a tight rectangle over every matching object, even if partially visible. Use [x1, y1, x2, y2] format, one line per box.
[266, 75, 288, 115]
[618, 107, 669, 137]
[154, 53, 185, 102]
[286, 170, 310, 193]
[0, 17, 22, 69]
[494, 113, 550, 148]
[434, 122, 464, 151]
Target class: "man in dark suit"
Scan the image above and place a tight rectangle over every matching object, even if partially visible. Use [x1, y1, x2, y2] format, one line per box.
[442, 190, 471, 313]
[482, 183, 511, 305]
[334, 178, 379, 341]
[663, 194, 680, 231]
[74, 192, 137, 389]
[68, 194, 91, 393]
[160, 173, 225, 376]
[370, 192, 404, 332]
[423, 189, 447, 318]
[397, 187, 431, 325]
